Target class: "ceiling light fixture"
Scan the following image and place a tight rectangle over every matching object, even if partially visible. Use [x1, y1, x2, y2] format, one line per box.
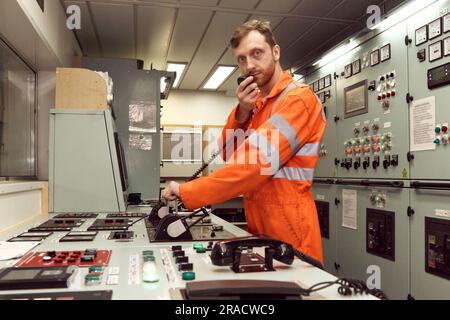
[203, 65, 237, 90]
[166, 63, 187, 88]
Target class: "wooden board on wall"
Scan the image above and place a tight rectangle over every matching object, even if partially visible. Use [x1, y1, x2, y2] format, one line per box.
[55, 68, 108, 109]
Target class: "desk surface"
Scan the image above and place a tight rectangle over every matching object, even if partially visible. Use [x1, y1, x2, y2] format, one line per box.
[0, 207, 377, 300]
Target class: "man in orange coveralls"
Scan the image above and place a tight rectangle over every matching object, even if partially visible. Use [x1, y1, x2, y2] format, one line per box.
[162, 20, 326, 264]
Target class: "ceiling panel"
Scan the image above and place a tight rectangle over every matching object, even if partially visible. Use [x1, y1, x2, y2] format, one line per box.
[89, 3, 135, 59]
[219, 0, 259, 10]
[256, 0, 301, 14]
[180, 0, 220, 6]
[180, 12, 247, 90]
[274, 18, 317, 49]
[64, 1, 101, 57]
[281, 21, 345, 67]
[293, 0, 344, 18]
[167, 8, 213, 63]
[328, 0, 382, 21]
[137, 6, 176, 70]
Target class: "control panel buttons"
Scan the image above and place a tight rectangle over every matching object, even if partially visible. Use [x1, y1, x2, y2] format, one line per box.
[182, 272, 196, 281]
[372, 144, 380, 152]
[372, 135, 380, 143]
[363, 157, 370, 170]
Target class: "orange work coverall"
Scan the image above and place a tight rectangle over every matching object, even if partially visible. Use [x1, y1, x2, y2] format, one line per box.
[180, 71, 327, 264]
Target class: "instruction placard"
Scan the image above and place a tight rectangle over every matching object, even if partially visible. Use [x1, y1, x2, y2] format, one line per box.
[410, 96, 436, 152]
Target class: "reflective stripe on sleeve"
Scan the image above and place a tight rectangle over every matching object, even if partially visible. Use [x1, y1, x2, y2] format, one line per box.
[296, 142, 320, 157]
[267, 114, 300, 154]
[273, 167, 315, 182]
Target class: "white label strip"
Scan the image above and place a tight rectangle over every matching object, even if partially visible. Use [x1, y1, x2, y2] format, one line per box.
[128, 254, 140, 285]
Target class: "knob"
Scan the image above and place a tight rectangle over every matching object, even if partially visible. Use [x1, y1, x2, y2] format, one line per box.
[372, 123, 379, 131]
[434, 137, 441, 145]
[354, 159, 361, 170]
[335, 158, 340, 166]
[383, 156, 391, 169]
[354, 128, 360, 136]
[363, 157, 370, 170]
[363, 126, 370, 134]
[372, 135, 380, 143]
[372, 157, 380, 169]
[391, 155, 399, 167]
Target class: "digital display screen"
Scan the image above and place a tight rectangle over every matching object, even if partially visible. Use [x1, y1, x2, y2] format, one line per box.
[2, 269, 40, 281]
[344, 80, 368, 118]
[431, 67, 446, 80]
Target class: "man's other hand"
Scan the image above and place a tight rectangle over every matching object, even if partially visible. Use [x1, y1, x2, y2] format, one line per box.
[162, 181, 180, 202]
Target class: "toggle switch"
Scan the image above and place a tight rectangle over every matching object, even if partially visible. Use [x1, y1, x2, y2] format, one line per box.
[363, 157, 370, 170]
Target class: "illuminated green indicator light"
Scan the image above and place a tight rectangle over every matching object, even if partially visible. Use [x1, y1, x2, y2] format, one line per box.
[435, 127, 441, 134]
[144, 256, 155, 262]
[89, 266, 103, 273]
[193, 244, 204, 249]
[182, 272, 196, 281]
[143, 270, 160, 283]
[196, 247, 206, 254]
[143, 250, 154, 256]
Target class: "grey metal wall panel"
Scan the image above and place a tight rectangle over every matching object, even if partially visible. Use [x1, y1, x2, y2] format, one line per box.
[82, 58, 161, 200]
[305, 62, 338, 178]
[335, 182, 410, 300]
[410, 186, 450, 299]
[406, 1, 450, 180]
[312, 183, 338, 275]
[334, 21, 410, 179]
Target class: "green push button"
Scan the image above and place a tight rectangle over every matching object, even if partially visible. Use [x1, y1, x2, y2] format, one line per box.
[144, 256, 155, 262]
[143, 250, 154, 256]
[89, 266, 103, 273]
[182, 272, 196, 281]
[196, 247, 206, 254]
[193, 244, 204, 250]
[85, 274, 101, 281]
[435, 127, 441, 134]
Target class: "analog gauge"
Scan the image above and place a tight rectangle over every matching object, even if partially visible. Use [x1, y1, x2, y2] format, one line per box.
[319, 77, 325, 90]
[429, 40, 443, 62]
[444, 37, 450, 56]
[370, 49, 380, 66]
[324, 74, 331, 88]
[313, 81, 319, 92]
[444, 13, 450, 33]
[352, 59, 361, 75]
[380, 44, 391, 62]
[344, 63, 352, 78]
[428, 18, 442, 40]
[415, 25, 428, 46]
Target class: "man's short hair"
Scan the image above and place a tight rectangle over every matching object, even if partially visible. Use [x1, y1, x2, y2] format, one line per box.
[230, 19, 277, 49]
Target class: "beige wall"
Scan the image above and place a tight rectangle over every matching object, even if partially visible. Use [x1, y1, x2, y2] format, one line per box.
[162, 90, 237, 126]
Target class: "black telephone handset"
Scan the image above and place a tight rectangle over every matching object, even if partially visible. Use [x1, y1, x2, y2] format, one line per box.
[211, 236, 294, 266]
[211, 236, 324, 270]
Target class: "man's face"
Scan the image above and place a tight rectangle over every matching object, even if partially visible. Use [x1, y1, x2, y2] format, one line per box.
[233, 30, 280, 87]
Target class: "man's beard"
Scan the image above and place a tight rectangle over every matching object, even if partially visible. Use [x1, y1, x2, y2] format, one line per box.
[255, 59, 276, 87]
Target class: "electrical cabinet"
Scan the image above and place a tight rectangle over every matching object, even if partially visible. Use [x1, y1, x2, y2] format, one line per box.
[312, 180, 337, 275]
[305, 63, 338, 178]
[406, 1, 450, 180]
[409, 183, 450, 299]
[334, 22, 409, 179]
[334, 181, 409, 300]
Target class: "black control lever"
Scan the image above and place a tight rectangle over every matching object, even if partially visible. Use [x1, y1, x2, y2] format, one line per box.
[154, 208, 210, 241]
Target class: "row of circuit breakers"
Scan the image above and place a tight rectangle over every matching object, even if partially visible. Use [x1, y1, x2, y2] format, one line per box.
[306, 1, 450, 300]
